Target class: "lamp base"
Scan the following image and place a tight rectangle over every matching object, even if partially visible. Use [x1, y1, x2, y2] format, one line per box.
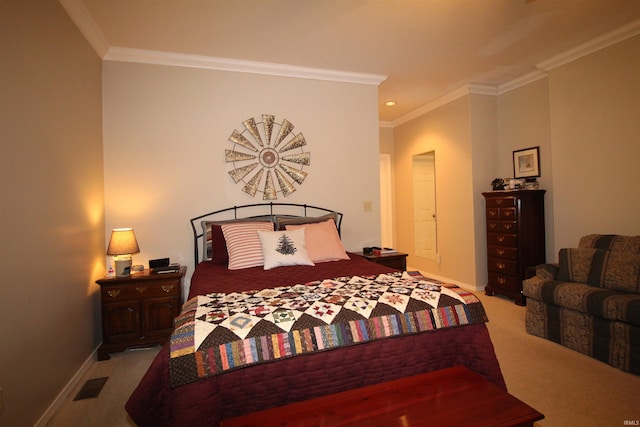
[114, 257, 132, 277]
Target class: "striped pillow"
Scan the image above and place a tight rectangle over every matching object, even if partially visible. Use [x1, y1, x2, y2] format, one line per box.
[221, 222, 274, 270]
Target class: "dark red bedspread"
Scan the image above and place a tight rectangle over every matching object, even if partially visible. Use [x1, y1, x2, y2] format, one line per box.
[187, 253, 398, 297]
[126, 254, 505, 427]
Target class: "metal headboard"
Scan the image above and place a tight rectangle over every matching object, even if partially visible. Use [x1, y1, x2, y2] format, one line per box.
[190, 202, 343, 264]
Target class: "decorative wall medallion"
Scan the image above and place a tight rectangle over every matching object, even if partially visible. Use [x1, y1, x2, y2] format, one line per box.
[225, 114, 311, 200]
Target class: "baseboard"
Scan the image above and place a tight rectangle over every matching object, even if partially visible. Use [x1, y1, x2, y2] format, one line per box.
[33, 344, 100, 427]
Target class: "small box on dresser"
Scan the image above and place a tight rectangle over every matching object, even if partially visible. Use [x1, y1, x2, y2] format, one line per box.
[482, 190, 545, 305]
[96, 266, 186, 360]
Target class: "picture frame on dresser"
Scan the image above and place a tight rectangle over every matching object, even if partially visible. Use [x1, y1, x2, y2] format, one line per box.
[513, 146, 540, 179]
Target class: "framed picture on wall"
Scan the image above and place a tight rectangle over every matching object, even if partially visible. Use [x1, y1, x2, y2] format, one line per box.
[513, 146, 540, 179]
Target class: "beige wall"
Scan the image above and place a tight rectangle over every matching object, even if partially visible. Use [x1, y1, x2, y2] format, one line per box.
[548, 35, 640, 250]
[102, 61, 382, 289]
[0, 1, 104, 426]
[394, 97, 482, 288]
[391, 34, 640, 291]
[497, 79, 555, 260]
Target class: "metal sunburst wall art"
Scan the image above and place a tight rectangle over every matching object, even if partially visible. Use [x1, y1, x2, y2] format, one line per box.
[225, 114, 311, 200]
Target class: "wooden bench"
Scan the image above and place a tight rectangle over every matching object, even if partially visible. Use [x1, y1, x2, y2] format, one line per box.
[221, 365, 543, 427]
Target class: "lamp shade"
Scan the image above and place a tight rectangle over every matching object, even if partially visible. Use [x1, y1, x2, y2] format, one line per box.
[106, 228, 140, 256]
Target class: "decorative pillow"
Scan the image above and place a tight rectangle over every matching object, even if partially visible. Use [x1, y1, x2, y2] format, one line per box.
[286, 219, 349, 263]
[202, 216, 274, 263]
[257, 228, 314, 270]
[275, 213, 340, 231]
[221, 222, 274, 270]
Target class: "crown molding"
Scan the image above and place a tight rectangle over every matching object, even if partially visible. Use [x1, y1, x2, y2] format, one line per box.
[385, 19, 640, 128]
[58, 0, 109, 57]
[390, 85, 473, 127]
[537, 18, 640, 71]
[104, 47, 387, 86]
[498, 70, 548, 94]
[469, 84, 498, 96]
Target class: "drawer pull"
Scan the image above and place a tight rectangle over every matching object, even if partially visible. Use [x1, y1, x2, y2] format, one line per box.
[489, 223, 497, 230]
[136, 287, 147, 294]
[503, 224, 512, 231]
[497, 249, 505, 255]
[161, 284, 175, 293]
[498, 277, 507, 284]
[107, 289, 121, 298]
[497, 262, 506, 269]
[497, 236, 505, 243]
[496, 199, 503, 205]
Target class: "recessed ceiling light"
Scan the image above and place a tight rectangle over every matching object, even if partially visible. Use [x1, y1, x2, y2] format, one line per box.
[385, 101, 396, 107]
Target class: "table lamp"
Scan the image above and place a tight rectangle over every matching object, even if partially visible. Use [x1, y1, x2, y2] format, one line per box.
[106, 228, 140, 276]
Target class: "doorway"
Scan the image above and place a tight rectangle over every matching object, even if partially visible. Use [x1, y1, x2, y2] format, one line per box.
[412, 152, 437, 260]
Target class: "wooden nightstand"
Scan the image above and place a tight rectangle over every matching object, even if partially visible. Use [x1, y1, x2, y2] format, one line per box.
[356, 251, 408, 271]
[96, 266, 186, 360]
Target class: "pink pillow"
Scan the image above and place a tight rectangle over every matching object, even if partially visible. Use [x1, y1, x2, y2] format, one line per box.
[221, 222, 274, 270]
[286, 219, 349, 263]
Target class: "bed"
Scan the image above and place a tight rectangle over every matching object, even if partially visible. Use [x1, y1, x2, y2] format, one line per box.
[125, 203, 505, 427]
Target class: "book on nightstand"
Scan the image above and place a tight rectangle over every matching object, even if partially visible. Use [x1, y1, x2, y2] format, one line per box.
[372, 247, 398, 255]
[152, 264, 181, 274]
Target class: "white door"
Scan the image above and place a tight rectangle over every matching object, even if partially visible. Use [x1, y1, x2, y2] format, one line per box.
[413, 152, 437, 260]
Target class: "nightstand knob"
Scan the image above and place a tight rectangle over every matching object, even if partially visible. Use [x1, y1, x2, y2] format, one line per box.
[161, 284, 174, 293]
[107, 289, 121, 298]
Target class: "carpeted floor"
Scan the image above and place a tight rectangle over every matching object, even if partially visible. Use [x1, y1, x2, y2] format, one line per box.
[46, 291, 640, 426]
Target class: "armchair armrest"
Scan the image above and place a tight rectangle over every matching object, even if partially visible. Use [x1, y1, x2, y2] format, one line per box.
[533, 263, 559, 281]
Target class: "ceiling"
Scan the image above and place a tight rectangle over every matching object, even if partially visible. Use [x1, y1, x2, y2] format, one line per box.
[64, 0, 640, 123]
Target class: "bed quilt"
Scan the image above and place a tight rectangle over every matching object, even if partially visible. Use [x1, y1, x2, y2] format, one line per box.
[169, 271, 487, 387]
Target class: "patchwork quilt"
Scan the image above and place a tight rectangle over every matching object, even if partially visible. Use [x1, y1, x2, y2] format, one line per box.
[169, 271, 488, 387]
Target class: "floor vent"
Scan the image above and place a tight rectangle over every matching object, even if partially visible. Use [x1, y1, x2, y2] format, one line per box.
[73, 377, 109, 401]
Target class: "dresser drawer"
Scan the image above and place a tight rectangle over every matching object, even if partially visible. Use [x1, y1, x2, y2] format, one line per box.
[486, 197, 517, 208]
[488, 245, 518, 260]
[487, 272, 521, 293]
[486, 207, 518, 221]
[488, 258, 518, 275]
[500, 208, 517, 220]
[500, 221, 517, 233]
[101, 281, 180, 301]
[487, 233, 518, 247]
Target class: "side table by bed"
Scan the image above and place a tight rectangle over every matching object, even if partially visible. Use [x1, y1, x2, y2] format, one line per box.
[96, 266, 186, 361]
[355, 251, 408, 271]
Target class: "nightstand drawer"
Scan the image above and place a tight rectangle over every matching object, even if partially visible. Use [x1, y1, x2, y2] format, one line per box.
[101, 281, 180, 301]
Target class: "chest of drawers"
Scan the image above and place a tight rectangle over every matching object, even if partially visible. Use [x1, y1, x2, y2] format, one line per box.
[482, 190, 545, 305]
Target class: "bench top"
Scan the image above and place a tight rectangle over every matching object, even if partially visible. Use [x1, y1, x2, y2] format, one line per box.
[221, 365, 543, 427]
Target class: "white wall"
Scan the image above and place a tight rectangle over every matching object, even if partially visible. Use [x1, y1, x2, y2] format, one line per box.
[102, 61, 382, 290]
